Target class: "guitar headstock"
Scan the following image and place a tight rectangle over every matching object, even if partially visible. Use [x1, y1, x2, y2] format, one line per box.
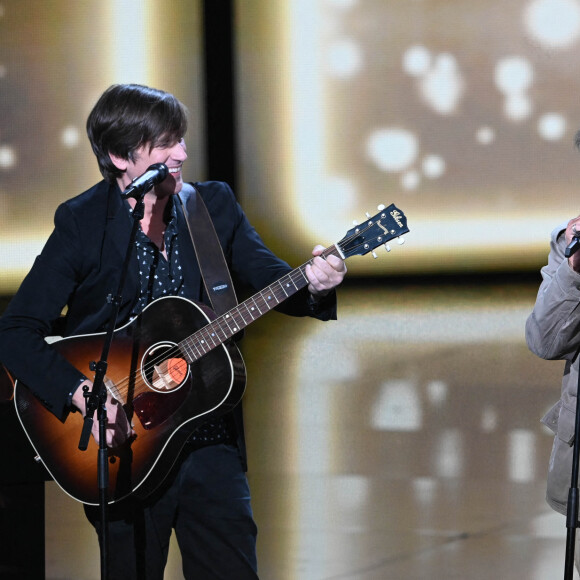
[338, 204, 409, 259]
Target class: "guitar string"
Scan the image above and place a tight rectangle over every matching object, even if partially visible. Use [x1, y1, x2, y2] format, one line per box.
[107, 221, 386, 401]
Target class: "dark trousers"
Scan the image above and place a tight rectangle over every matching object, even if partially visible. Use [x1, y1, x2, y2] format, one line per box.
[85, 443, 258, 580]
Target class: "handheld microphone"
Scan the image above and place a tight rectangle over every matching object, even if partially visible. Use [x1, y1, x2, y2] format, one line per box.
[121, 163, 169, 199]
[565, 236, 580, 258]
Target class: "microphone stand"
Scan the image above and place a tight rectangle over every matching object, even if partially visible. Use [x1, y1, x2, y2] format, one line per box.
[563, 236, 580, 579]
[77, 192, 145, 580]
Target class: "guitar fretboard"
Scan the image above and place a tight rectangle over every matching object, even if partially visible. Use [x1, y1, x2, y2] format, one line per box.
[178, 244, 341, 363]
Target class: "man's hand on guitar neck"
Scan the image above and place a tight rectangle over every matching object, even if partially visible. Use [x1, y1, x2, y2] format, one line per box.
[72, 380, 136, 447]
[305, 245, 347, 298]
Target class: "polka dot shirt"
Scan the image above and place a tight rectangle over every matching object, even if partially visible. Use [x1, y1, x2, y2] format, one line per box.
[128, 198, 232, 448]
[130, 199, 186, 318]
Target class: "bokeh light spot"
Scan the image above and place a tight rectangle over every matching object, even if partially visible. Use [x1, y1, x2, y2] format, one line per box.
[422, 154, 446, 179]
[327, 39, 363, 78]
[495, 57, 534, 121]
[401, 169, 421, 190]
[537, 112, 566, 140]
[0, 145, 17, 169]
[505, 94, 533, 121]
[61, 126, 81, 149]
[367, 128, 419, 173]
[476, 126, 496, 145]
[420, 53, 465, 115]
[402, 45, 432, 77]
[495, 57, 534, 94]
[525, 0, 580, 49]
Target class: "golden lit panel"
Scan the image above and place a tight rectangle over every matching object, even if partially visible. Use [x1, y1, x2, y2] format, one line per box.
[0, 1, 204, 293]
[236, 0, 580, 275]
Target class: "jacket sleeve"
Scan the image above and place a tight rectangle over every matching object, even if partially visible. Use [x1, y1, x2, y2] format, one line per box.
[525, 223, 580, 361]
[198, 181, 337, 321]
[0, 202, 88, 419]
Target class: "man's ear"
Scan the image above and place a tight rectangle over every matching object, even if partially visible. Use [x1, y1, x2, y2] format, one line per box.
[109, 153, 128, 171]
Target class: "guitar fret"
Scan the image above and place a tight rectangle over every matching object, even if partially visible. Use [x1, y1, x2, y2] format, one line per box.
[206, 322, 222, 345]
[194, 334, 209, 354]
[198, 324, 222, 354]
[286, 273, 301, 291]
[179, 341, 195, 363]
[235, 304, 250, 326]
[212, 317, 234, 342]
[221, 313, 236, 334]
[195, 332, 211, 354]
[183, 338, 198, 363]
[296, 266, 309, 284]
[247, 296, 262, 316]
[232, 310, 245, 328]
[261, 292, 274, 307]
[277, 279, 289, 296]
[188, 338, 205, 360]
[213, 318, 232, 342]
[247, 302, 258, 321]
[274, 279, 288, 298]
[200, 326, 219, 349]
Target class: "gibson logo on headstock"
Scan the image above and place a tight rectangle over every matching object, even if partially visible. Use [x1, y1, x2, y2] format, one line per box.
[390, 209, 404, 228]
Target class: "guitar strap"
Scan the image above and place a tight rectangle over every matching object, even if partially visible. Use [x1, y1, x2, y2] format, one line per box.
[178, 185, 246, 460]
[177, 184, 238, 316]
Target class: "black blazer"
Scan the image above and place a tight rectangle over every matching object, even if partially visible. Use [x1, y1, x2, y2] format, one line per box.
[0, 180, 336, 463]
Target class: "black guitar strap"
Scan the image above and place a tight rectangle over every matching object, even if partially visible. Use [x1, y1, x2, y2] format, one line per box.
[177, 184, 238, 316]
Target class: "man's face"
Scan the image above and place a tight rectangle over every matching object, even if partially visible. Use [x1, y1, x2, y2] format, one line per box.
[112, 138, 188, 197]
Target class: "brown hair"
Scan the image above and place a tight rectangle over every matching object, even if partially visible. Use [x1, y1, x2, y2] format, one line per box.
[86, 84, 188, 182]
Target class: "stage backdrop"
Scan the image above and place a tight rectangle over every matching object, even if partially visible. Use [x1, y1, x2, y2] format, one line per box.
[2, 0, 580, 292]
[0, 0, 205, 293]
[235, 0, 580, 276]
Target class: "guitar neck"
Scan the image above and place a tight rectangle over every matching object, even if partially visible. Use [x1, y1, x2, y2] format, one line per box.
[179, 245, 342, 363]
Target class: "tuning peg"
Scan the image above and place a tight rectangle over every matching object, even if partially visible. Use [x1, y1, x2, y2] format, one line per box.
[397, 236, 405, 245]
[385, 244, 391, 252]
[366, 212, 371, 218]
[377, 204, 386, 211]
[352, 220, 358, 225]
[372, 251, 378, 259]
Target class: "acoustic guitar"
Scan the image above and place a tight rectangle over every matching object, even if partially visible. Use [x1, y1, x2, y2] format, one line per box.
[13, 204, 409, 504]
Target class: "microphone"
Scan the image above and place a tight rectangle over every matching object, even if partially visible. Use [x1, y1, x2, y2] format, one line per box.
[121, 163, 169, 199]
[565, 236, 580, 258]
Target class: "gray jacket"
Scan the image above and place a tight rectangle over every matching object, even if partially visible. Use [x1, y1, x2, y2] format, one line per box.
[526, 222, 580, 515]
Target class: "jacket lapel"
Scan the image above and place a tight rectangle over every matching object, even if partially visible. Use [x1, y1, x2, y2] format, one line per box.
[104, 182, 140, 304]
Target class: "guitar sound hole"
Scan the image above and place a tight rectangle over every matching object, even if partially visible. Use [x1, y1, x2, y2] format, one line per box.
[142, 342, 189, 393]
